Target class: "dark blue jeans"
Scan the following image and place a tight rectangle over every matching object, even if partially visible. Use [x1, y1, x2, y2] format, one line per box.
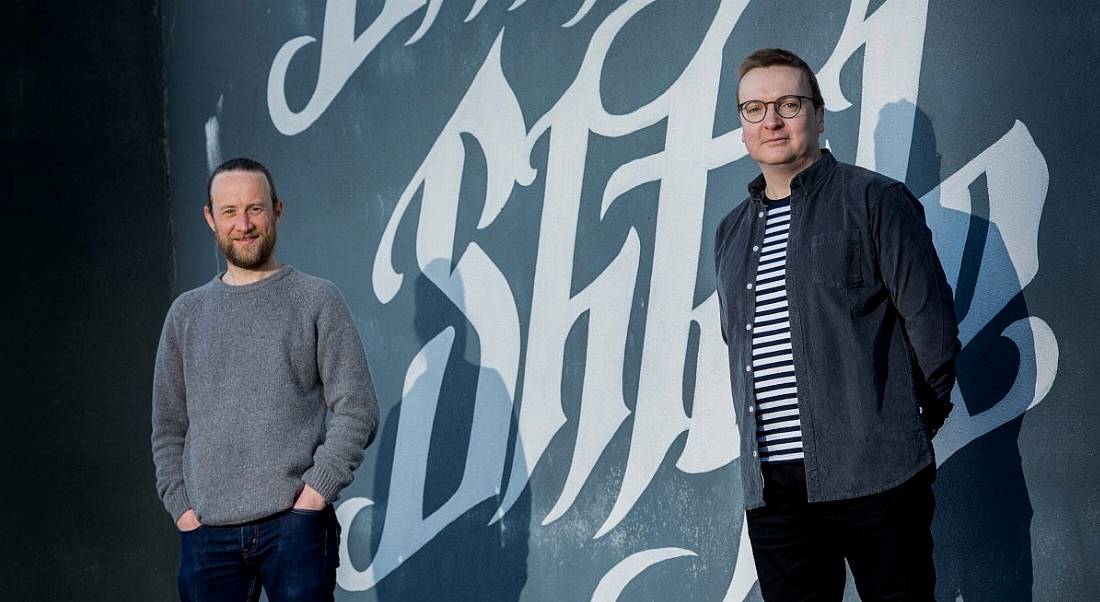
[178, 506, 340, 602]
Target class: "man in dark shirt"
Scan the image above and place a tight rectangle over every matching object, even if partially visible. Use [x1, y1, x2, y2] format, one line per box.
[714, 48, 959, 599]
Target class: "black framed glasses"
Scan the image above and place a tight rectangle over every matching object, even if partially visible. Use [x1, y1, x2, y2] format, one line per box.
[737, 95, 815, 123]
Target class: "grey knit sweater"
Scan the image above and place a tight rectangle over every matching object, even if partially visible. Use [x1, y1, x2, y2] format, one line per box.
[151, 266, 379, 525]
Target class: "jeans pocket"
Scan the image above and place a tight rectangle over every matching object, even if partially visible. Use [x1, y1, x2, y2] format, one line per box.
[811, 229, 862, 288]
[289, 505, 335, 521]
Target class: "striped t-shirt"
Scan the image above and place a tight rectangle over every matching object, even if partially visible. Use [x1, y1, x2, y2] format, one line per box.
[751, 197, 804, 463]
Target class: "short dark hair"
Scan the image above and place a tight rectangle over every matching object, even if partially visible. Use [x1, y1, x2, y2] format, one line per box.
[206, 157, 279, 211]
[737, 48, 824, 108]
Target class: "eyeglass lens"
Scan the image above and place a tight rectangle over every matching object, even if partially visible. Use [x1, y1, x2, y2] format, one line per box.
[740, 96, 803, 122]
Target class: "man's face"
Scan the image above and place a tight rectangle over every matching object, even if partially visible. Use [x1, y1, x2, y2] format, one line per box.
[204, 170, 282, 270]
[738, 65, 824, 173]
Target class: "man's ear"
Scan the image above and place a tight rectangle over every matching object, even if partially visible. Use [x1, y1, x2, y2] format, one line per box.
[203, 205, 216, 232]
[273, 199, 284, 222]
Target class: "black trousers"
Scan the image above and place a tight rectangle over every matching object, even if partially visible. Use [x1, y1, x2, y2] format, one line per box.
[746, 462, 936, 601]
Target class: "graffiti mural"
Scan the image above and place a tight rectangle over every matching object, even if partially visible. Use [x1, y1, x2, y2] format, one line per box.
[165, 0, 1095, 599]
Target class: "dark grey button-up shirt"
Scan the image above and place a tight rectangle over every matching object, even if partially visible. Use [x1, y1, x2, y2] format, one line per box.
[714, 150, 959, 510]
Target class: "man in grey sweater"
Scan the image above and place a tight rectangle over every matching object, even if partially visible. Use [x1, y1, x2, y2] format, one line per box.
[151, 157, 380, 601]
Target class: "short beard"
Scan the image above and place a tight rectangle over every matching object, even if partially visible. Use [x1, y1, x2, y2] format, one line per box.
[219, 230, 277, 270]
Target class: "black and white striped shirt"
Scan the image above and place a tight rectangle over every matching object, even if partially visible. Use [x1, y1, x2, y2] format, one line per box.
[752, 198, 804, 463]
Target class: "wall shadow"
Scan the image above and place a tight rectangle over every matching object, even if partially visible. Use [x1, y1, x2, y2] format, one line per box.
[1, 2, 177, 599]
[367, 260, 531, 601]
[879, 102, 1034, 600]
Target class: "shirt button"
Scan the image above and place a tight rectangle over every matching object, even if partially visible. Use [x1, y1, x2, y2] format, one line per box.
[752, 450, 758, 457]
[745, 324, 752, 331]
[749, 405, 755, 413]
[745, 365, 751, 372]
[752, 245, 759, 252]
[758, 211, 764, 218]
[746, 283, 753, 290]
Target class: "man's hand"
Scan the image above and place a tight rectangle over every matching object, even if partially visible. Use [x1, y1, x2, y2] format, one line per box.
[176, 509, 202, 532]
[293, 484, 328, 510]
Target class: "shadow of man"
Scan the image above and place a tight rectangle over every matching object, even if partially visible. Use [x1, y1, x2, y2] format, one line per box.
[368, 259, 531, 601]
[878, 101, 1035, 601]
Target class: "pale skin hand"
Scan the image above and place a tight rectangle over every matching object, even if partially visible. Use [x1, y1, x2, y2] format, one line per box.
[292, 484, 328, 510]
[176, 509, 201, 532]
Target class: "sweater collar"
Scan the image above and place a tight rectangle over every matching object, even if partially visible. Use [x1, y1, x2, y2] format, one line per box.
[211, 264, 294, 294]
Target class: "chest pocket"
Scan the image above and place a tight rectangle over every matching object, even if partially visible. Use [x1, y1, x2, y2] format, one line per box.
[811, 229, 863, 288]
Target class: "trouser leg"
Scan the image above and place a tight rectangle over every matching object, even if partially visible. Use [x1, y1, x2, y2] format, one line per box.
[178, 525, 261, 602]
[840, 466, 937, 601]
[747, 462, 846, 602]
[257, 506, 341, 602]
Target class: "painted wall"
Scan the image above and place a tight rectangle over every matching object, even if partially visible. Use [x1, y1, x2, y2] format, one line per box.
[163, 1, 1099, 599]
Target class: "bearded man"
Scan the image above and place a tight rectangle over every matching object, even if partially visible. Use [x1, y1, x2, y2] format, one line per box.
[151, 157, 379, 601]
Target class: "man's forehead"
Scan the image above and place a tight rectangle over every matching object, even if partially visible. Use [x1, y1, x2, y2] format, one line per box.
[738, 65, 808, 96]
[210, 170, 272, 205]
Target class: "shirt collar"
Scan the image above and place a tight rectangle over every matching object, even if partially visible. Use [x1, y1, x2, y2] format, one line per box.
[747, 148, 837, 202]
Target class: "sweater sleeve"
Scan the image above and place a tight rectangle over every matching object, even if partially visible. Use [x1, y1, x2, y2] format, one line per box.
[301, 286, 381, 501]
[871, 183, 961, 430]
[150, 302, 192, 522]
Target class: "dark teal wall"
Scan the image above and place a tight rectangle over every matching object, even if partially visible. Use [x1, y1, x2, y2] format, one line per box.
[163, 1, 1099, 600]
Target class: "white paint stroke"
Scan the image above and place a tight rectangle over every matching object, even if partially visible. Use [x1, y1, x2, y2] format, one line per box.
[204, 94, 223, 172]
[720, 514, 758, 602]
[591, 547, 697, 601]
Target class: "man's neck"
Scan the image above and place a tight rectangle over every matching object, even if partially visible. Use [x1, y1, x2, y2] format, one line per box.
[222, 259, 283, 286]
[760, 151, 821, 200]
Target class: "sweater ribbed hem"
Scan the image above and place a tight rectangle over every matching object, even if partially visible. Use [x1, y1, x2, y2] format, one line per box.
[302, 466, 344, 502]
[163, 491, 192, 522]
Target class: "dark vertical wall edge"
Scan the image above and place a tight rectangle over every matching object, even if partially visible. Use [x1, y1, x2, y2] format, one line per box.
[0, 1, 178, 598]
